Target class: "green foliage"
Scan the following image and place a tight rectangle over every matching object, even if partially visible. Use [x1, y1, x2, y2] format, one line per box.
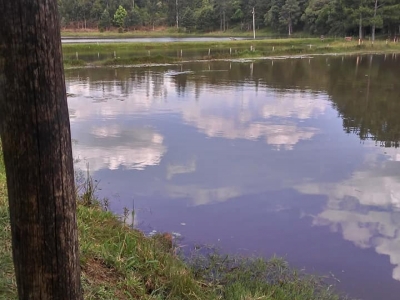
[90, 0, 104, 21]
[280, 0, 302, 35]
[99, 9, 111, 30]
[265, 0, 286, 32]
[196, 5, 216, 32]
[302, 0, 331, 34]
[181, 7, 196, 30]
[125, 7, 142, 28]
[58, 0, 400, 37]
[114, 5, 128, 28]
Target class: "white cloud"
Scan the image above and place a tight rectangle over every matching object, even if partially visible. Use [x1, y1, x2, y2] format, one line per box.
[73, 127, 166, 172]
[183, 109, 318, 150]
[167, 158, 197, 180]
[296, 146, 400, 281]
[167, 185, 242, 206]
[262, 91, 327, 120]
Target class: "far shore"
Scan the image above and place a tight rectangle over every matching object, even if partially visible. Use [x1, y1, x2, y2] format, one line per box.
[62, 38, 400, 68]
[61, 28, 281, 39]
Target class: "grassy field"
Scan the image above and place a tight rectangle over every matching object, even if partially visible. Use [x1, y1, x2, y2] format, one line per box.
[62, 38, 400, 68]
[63, 38, 327, 52]
[61, 27, 280, 38]
[0, 146, 352, 299]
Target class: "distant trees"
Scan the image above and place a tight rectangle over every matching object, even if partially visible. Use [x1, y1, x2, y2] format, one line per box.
[58, 0, 400, 37]
[99, 9, 112, 30]
[280, 0, 302, 35]
[114, 5, 128, 28]
[181, 7, 196, 31]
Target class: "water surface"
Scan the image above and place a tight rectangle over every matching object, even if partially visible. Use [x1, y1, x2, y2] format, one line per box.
[66, 54, 400, 300]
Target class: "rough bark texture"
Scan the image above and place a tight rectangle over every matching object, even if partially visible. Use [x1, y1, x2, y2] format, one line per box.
[0, 0, 82, 299]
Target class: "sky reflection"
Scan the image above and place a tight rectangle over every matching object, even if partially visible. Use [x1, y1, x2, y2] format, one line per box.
[65, 57, 400, 300]
[297, 146, 400, 281]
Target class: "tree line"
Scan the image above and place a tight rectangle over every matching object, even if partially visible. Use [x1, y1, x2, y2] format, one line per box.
[59, 0, 400, 38]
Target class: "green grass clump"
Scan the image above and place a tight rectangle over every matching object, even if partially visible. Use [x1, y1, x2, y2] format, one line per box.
[188, 250, 352, 300]
[101, 55, 178, 66]
[64, 59, 86, 67]
[61, 39, 400, 67]
[61, 38, 327, 54]
[0, 147, 352, 300]
[0, 146, 16, 298]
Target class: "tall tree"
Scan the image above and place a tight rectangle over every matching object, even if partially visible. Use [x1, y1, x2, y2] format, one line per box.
[265, 0, 285, 32]
[280, 0, 301, 35]
[181, 7, 196, 30]
[99, 8, 112, 30]
[114, 5, 128, 28]
[371, 0, 399, 42]
[146, 0, 159, 29]
[0, 0, 82, 299]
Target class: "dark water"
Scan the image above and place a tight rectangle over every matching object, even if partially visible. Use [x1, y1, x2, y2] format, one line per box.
[66, 54, 400, 300]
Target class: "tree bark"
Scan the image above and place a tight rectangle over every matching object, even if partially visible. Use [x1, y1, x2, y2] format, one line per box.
[0, 0, 82, 299]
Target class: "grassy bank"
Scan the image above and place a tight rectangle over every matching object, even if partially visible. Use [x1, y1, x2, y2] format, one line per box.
[61, 27, 277, 38]
[63, 38, 327, 53]
[0, 145, 14, 298]
[0, 148, 351, 299]
[62, 39, 400, 68]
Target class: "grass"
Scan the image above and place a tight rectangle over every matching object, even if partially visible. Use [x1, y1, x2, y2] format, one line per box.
[0, 147, 353, 299]
[0, 144, 15, 299]
[62, 38, 327, 53]
[61, 27, 278, 38]
[61, 39, 400, 68]
[64, 59, 87, 68]
[101, 55, 180, 66]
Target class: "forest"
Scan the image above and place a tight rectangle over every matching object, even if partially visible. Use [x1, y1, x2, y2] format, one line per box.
[58, 0, 400, 38]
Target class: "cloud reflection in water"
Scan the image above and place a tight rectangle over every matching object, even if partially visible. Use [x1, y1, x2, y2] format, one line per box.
[296, 147, 400, 281]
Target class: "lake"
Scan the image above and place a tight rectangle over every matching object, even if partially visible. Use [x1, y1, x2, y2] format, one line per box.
[66, 54, 400, 300]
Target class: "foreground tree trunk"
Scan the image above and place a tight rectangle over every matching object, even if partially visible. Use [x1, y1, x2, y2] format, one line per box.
[0, 0, 82, 299]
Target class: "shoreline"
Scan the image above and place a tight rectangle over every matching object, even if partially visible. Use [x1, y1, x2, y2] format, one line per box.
[63, 49, 400, 69]
[61, 39, 400, 69]
[60, 28, 279, 39]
